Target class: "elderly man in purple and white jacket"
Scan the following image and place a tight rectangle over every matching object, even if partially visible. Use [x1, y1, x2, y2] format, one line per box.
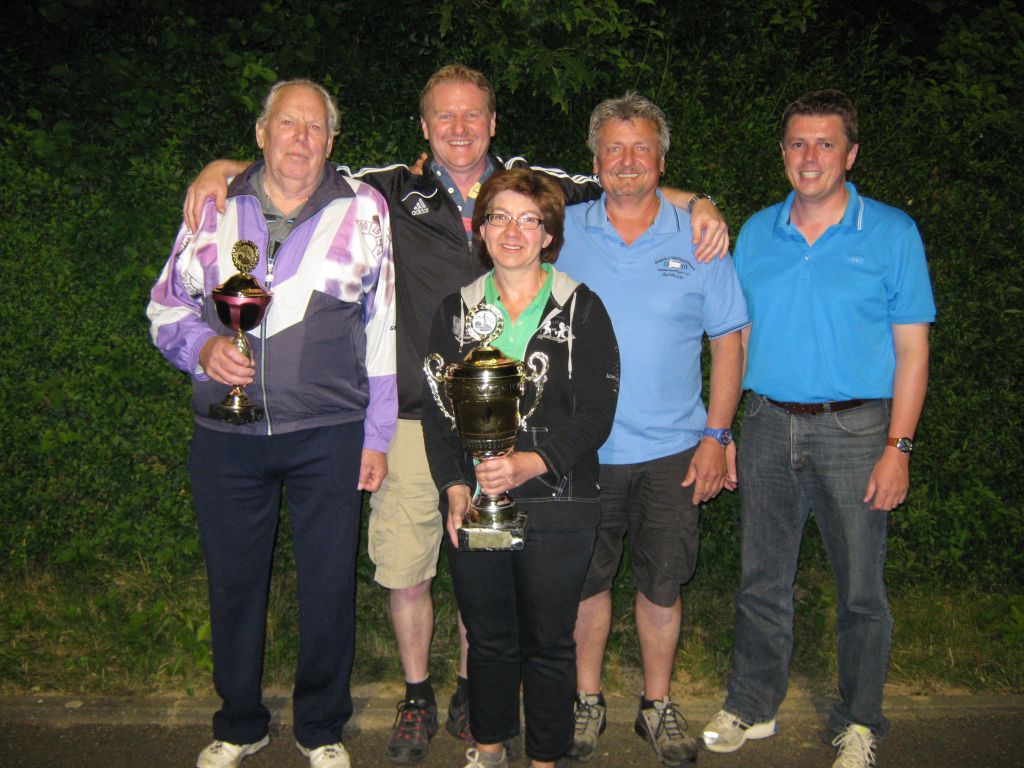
[147, 79, 396, 768]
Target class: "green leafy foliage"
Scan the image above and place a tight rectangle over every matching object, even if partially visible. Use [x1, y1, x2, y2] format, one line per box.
[0, 0, 1020, 692]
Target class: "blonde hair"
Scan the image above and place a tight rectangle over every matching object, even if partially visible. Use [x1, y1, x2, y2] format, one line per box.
[419, 64, 496, 118]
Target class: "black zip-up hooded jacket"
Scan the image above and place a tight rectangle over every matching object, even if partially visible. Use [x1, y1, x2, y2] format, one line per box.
[422, 268, 620, 530]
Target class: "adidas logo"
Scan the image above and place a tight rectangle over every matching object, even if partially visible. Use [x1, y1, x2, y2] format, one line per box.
[410, 199, 430, 217]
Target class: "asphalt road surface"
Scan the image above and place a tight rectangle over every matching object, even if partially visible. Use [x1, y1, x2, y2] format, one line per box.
[1, 691, 1022, 767]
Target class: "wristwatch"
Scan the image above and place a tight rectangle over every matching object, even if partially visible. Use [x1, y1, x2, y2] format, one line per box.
[688, 192, 717, 213]
[886, 436, 914, 454]
[703, 427, 733, 446]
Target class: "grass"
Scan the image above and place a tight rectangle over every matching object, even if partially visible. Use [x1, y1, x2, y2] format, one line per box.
[2, 512, 1022, 698]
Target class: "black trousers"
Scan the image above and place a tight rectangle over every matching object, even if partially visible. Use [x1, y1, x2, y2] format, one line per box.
[446, 515, 596, 762]
[188, 422, 363, 749]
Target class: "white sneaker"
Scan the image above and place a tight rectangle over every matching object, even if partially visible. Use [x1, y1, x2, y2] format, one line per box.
[702, 709, 777, 753]
[297, 741, 351, 768]
[195, 735, 269, 768]
[832, 724, 877, 768]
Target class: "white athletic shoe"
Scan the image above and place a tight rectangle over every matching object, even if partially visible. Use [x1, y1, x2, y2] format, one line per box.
[831, 724, 877, 768]
[297, 742, 352, 768]
[702, 709, 777, 753]
[195, 735, 269, 768]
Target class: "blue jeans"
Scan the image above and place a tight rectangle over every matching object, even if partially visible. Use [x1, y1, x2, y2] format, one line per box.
[724, 394, 893, 738]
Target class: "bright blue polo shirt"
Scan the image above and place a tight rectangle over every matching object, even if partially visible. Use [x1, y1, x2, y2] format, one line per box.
[735, 182, 936, 402]
[559, 192, 749, 465]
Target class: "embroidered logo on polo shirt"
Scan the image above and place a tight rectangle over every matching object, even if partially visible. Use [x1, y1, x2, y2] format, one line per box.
[655, 256, 694, 279]
[410, 198, 430, 217]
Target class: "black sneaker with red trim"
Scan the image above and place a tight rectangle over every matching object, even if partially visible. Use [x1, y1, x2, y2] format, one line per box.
[387, 698, 439, 765]
[446, 691, 473, 742]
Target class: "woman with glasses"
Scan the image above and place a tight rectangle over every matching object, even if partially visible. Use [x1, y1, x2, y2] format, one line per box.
[422, 167, 619, 768]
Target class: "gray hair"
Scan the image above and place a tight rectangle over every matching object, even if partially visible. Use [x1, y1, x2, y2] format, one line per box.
[257, 79, 341, 137]
[587, 91, 670, 157]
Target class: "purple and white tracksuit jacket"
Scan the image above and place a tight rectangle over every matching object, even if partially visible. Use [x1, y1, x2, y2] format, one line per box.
[148, 161, 397, 450]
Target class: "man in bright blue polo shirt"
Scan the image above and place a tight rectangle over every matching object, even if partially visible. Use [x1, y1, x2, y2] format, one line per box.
[701, 90, 935, 768]
[557, 92, 749, 767]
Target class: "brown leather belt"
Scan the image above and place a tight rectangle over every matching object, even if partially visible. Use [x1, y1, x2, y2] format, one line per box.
[763, 397, 865, 415]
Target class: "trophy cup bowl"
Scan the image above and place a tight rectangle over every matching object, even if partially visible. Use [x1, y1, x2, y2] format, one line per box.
[209, 252, 272, 425]
[425, 343, 548, 551]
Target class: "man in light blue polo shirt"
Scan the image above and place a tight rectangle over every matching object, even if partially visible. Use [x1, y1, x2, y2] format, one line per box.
[557, 92, 749, 767]
[701, 90, 935, 768]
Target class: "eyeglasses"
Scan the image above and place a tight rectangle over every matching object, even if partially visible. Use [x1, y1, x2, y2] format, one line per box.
[484, 213, 545, 231]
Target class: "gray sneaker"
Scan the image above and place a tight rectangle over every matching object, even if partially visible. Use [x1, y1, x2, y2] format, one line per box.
[702, 709, 777, 753]
[634, 697, 698, 766]
[831, 724, 877, 768]
[463, 746, 508, 768]
[568, 691, 607, 761]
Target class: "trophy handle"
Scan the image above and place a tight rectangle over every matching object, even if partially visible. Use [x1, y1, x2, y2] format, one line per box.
[423, 353, 457, 428]
[519, 351, 549, 429]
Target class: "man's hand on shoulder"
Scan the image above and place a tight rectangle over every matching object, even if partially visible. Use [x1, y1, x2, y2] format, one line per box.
[690, 198, 730, 262]
[658, 187, 730, 262]
[184, 159, 253, 231]
[409, 152, 428, 176]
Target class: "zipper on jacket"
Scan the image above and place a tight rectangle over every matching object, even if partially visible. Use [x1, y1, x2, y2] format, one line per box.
[259, 238, 282, 435]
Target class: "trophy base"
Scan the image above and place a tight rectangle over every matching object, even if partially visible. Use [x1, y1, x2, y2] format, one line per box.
[458, 513, 527, 551]
[209, 401, 264, 426]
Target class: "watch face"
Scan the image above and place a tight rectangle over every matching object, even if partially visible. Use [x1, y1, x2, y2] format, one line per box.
[896, 437, 914, 454]
[705, 428, 732, 446]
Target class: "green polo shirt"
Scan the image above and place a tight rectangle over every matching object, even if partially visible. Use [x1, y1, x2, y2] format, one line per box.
[483, 264, 553, 360]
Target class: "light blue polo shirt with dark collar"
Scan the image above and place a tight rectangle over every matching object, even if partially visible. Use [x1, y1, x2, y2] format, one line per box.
[558, 192, 749, 465]
[736, 182, 936, 403]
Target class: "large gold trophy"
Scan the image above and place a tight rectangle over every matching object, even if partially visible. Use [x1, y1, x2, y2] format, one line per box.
[209, 241, 272, 425]
[425, 304, 549, 550]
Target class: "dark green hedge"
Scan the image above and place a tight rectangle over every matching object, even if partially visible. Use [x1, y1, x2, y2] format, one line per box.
[1, 0, 1020, 587]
